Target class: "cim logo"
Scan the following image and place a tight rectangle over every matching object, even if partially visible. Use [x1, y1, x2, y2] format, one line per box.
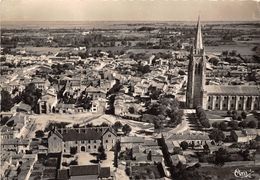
[233, 168, 254, 179]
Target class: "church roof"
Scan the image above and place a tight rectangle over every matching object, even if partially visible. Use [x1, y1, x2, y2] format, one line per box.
[62, 129, 102, 141]
[205, 85, 260, 96]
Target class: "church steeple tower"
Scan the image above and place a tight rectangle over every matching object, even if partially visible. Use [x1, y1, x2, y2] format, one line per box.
[194, 15, 203, 54]
[186, 15, 207, 109]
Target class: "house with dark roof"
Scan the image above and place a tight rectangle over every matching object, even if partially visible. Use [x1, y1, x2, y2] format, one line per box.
[57, 164, 113, 180]
[48, 127, 117, 154]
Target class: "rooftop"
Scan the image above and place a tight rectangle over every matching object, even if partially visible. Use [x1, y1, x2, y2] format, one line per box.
[205, 85, 260, 95]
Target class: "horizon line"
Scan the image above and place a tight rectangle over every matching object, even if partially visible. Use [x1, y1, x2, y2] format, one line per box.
[2, 20, 260, 23]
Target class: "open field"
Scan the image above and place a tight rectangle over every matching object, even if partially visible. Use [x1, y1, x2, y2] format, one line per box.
[206, 44, 258, 56]
[15, 46, 72, 55]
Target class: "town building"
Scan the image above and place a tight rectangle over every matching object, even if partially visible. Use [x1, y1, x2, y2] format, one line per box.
[57, 164, 113, 180]
[48, 127, 117, 154]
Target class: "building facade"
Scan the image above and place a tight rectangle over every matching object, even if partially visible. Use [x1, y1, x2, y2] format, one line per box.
[186, 16, 260, 110]
[48, 126, 117, 154]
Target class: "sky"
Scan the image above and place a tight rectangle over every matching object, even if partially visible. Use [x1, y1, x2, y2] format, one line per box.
[0, 0, 260, 21]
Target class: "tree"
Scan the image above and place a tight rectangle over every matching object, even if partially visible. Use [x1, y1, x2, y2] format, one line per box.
[22, 83, 42, 111]
[98, 144, 107, 160]
[180, 141, 189, 150]
[232, 110, 238, 116]
[112, 139, 120, 151]
[212, 122, 219, 128]
[229, 50, 237, 56]
[241, 149, 251, 161]
[232, 114, 238, 120]
[248, 120, 257, 128]
[114, 141, 121, 168]
[200, 118, 211, 128]
[1, 90, 14, 111]
[70, 147, 77, 155]
[203, 143, 210, 153]
[100, 122, 109, 127]
[222, 50, 229, 57]
[113, 121, 123, 131]
[219, 121, 228, 131]
[228, 121, 239, 130]
[241, 111, 247, 119]
[209, 57, 219, 66]
[122, 124, 132, 135]
[215, 148, 229, 166]
[209, 129, 225, 142]
[227, 110, 232, 116]
[0, 116, 10, 126]
[153, 119, 162, 130]
[128, 107, 135, 114]
[35, 130, 45, 138]
[114, 147, 118, 168]
[73, 124, 79, 128]
[239, 121, 247, 128]
[6, 120, 14, 127]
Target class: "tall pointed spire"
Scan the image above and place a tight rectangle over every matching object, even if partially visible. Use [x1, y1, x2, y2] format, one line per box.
[194, 15, 203, 54]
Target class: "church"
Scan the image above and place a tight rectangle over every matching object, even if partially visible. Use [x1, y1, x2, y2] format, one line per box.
[186, 16, 260, 111]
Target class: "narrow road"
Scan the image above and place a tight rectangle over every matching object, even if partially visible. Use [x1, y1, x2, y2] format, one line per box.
[167, 109, 195, 134]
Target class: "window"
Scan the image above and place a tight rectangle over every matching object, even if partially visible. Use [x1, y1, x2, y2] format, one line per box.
[231, 104, 234, 108]
[108, 134, 111, 137]
[232, 97, 235, 100]
[216, 104, 218, 107]
[240, 97, 243, 100]
[94, 140, 96, 143]
[94, 145, 96, 149]
[224, 96, 227, 100]
[88, 146, 91, 149]
[81, 141, 84, 144]
[208, 106, 211, 109]
[105, 140, 108, 143]
[223, 104, 226, 108]
[216, 96, 219, 100]
[239, 104, 242, 108]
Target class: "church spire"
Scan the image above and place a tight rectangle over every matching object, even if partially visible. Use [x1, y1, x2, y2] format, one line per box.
[194, 15, 203, 54]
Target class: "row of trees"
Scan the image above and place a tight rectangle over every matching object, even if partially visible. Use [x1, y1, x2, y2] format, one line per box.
[212, 119, 257, 131]
[227, 110, 247, 121]
[112, 121, 132, 135]
[195, 107, 211, 128]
